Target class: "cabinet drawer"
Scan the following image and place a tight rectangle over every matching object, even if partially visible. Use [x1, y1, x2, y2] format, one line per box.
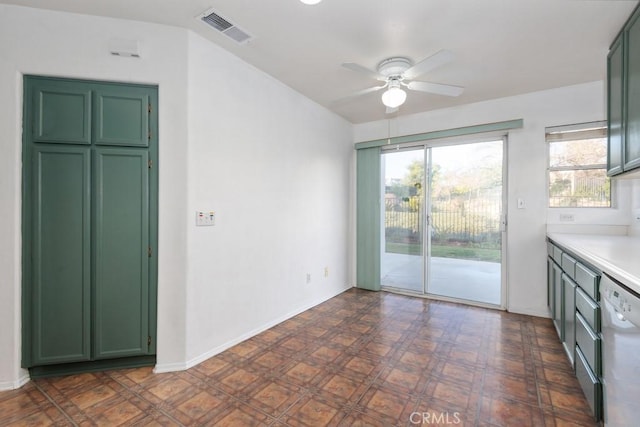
[553, 245, 563, 265]
[575, 287, 600, 332]
[547, 241, 554, 257]
[575, 263, 600, 301]
[576, 312, 601, 375]
[561, 253, 577, 279]
[575, 346, 601, 420]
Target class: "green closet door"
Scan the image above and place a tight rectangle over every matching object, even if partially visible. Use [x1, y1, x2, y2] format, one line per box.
[31, 145, 91, 365]
[23, 76, 158, 373]
[93, 148, 150, 359]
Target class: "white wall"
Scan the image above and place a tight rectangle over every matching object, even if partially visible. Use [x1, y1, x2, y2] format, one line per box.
[628, 179, 640, 236]
[0, 5, 353, 388]
[181, 32, 353, 367]
[354, 81, 626, 317]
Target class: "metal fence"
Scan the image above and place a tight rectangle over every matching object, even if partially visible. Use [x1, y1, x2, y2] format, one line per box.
[548, 175, 610, 207]
[385, 194, 501, 247]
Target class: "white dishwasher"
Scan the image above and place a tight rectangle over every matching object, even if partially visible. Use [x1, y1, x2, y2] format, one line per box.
[600, 273, 640, 427]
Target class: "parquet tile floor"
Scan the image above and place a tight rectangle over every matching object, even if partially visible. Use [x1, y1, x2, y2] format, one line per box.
[0, 289, 597, 426]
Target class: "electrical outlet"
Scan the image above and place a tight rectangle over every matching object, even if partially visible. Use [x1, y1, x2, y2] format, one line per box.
[324, 266, 329, 278]
[306, 273, 311, 284]
[559, 214, 575, 222]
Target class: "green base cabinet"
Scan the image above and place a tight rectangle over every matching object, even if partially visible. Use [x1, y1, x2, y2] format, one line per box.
[546, 238, 603, 421]
[22, 76, 158, 371]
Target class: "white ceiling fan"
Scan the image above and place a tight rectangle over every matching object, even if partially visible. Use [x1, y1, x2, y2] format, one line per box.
[339, 50, 464, 113]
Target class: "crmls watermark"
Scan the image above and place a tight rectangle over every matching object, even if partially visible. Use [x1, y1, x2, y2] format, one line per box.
[409, 411, 462, 425]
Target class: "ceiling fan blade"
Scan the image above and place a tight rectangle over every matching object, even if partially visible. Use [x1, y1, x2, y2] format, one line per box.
[332, 84, 388, 105]
[342, 62, 387, 82]
[407, 81, 464, 97]
[403, 50, 455, 80]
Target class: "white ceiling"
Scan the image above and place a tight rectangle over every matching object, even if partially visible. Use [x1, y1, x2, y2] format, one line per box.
[2, 0, 638, 123]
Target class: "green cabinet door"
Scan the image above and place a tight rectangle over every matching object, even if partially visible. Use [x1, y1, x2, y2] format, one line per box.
[562, 274, 576, 366]
[94, 88, 150, 147]
[625, 11, 640, 171]
[547, 257, 554, 311]
[552, 262, 563, 340]
[30, 145, 91, 365]
[32, 84, 91, 145]
[607, 36, 624, 176]
[93, 148, 150, 359]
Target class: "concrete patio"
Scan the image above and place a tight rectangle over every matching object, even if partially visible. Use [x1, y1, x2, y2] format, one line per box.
[381, 252, 501, 305]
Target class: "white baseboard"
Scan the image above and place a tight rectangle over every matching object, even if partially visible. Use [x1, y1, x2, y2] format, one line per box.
[508, 306, 551, 318]
[0, 373, 30, 391]
[154, 287, 350, 374]
[153, 362, 189, 374]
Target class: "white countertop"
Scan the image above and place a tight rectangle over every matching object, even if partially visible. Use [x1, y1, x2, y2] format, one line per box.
[547, 233, 640, 295]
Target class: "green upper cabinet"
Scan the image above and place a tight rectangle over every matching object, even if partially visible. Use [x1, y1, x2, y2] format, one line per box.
[608, 4, 640, 176]
[607, 35, 624, 176]
[625, 9, 640, 171]
[33, 85, 91, 145]
[94, 89, 150, 147]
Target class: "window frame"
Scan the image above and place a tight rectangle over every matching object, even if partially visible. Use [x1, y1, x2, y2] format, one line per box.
[546, 121, 612, 209]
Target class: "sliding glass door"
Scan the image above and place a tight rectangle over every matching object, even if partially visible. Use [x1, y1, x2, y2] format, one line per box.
[381, 149, 425, 292]
[427, 141, 503, 305]
[380, 139, 504, 307]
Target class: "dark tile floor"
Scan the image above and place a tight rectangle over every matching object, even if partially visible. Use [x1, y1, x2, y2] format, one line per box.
[1, 289, 597, 426]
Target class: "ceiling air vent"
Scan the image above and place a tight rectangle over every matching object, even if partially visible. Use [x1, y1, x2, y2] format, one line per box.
[199, 8, 252, 44]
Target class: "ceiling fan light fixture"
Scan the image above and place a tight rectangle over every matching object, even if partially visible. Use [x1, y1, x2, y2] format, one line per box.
[300, 0, 322, 4]
[381, 86, 406, 108]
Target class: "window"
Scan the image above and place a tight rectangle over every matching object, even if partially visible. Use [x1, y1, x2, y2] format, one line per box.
[547, 121, 610, 208]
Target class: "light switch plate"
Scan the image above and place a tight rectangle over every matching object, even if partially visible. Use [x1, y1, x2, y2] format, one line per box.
[196, 211, 215, 226]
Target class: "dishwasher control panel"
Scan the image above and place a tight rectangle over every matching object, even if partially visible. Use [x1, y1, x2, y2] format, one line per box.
[600, 274, 640, 326]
